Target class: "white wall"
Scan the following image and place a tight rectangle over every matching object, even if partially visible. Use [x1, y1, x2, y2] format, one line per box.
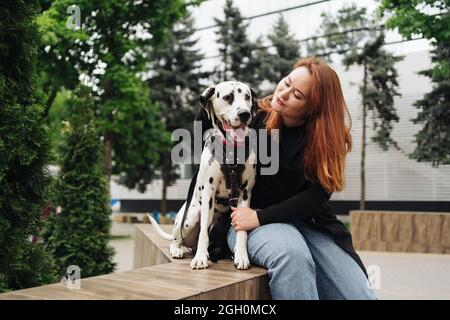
[332, 50, 450, 201]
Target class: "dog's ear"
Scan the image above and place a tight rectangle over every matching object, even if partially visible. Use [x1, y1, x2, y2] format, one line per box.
[200, 85, 215, 108]
[199, 85, 215, 120]
[250, 87, 259, 118]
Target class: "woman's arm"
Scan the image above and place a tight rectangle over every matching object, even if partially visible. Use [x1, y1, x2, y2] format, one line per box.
[194, 108, 213, 154]
[195, 108, 213, 133]
[255, 182, 332, 225]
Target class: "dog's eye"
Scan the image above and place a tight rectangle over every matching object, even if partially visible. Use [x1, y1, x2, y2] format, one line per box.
[245, 94, 250, 101]
[223, 95, 230, 101]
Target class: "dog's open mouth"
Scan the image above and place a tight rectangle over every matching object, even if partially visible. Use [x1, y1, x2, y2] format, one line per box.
[220, 117, 248, 142]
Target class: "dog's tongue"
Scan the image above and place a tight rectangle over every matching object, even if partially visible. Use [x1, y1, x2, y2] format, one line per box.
[222, 121, 246, 142]
[232, 127, 247, 142]
[222, 121, 245, 141]
[225, 127, 246, 142]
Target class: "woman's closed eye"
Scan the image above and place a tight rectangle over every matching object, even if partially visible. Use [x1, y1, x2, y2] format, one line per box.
[284, 80, 302, 100]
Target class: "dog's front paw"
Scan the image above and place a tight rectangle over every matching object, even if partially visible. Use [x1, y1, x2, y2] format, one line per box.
[170, 243, 184, 259]
[234, 250, 250, 270]
[190, 252, 209, 269]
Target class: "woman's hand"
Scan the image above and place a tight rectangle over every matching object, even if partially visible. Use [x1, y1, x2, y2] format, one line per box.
[230, 207, 261, 231]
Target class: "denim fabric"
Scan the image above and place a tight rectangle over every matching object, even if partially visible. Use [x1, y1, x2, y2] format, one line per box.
[227, 220, 377, 300]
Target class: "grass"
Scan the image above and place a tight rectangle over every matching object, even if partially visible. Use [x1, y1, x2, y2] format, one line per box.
[344, 222, 350, 231]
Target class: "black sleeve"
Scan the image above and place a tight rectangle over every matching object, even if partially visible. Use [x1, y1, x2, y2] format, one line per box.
[194, 108, 213, 153]
[256, 182, 332, 225]
[194, 108, 212, 130]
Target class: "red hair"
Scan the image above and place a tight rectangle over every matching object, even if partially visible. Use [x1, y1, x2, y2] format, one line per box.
[258, 57, 352, 193]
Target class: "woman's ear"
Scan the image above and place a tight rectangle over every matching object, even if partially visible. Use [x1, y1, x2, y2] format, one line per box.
[250, 87, 259, 118]
[199, 85, 215, 120]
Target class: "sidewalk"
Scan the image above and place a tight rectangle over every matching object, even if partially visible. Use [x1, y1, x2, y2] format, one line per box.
[359, 251, 450, 300]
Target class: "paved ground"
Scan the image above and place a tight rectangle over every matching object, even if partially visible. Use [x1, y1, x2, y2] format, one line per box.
[110, 220, 136, 273]
[359, 251, 450, 300]
[109, 221, 450, 300]
[110, 238, 135, 273]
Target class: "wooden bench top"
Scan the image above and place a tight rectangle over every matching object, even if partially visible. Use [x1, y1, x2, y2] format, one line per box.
[0, 224, 270, 300]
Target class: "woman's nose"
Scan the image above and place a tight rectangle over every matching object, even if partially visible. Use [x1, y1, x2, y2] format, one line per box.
[280, 87, 290, 100]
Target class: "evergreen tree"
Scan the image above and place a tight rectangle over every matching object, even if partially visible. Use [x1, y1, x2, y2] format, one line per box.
[214, 0, 259, 86]
[381, 0, 450, 165]
[306, 32, 331, 62]
[145, 11, 209, 213]
[410, 43, 450, 165]
[317, 3, 403, 210]
[266, 15, 301, 83]
[307, 4, 374, 60]
[42, 87, 115, 277]
[0, 0, 58, 292]
[344, 34, 403, 151]
[253, 36, 274, 96]
[254, 15, 301, 96]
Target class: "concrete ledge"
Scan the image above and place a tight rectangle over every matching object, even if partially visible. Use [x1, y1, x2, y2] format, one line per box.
[0, 224, 270, 300]
[350, 210, 450, 254]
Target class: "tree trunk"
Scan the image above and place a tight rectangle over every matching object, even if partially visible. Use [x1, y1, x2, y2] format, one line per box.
[43, 87, 58, 117]
[103, 131, 113, 193]
[223, 44, 229, 82]
[160, 151, 171, 215]
[360, 62, 367, 210]
[102, 79, 114, 196]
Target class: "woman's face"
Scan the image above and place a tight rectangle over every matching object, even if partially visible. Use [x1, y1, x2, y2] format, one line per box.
[271, 66, 312, 127]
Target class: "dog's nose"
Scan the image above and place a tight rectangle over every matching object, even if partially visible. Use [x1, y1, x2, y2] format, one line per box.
[238, 109, 251, 123]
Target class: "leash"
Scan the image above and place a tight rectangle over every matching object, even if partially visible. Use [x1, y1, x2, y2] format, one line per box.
[215, 134, 249, 208]
[208, 134, 251, 262]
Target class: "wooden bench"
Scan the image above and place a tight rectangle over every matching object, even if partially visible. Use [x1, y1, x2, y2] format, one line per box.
[0, 224, 270, 300]
[350, 210, 450, 254]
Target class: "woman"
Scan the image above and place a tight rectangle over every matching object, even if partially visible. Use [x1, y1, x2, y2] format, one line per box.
[228, 57, 377, 300]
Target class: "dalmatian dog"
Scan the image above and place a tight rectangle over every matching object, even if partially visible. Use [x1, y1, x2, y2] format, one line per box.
[148, 81, 258, 270]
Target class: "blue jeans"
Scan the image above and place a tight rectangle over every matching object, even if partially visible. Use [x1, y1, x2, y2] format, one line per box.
[227, 220, 377, 300]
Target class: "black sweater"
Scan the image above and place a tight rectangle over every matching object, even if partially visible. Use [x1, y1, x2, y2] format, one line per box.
[252, 118, 331, 225]
[195, 107, 367, 276]
[250, 109, 367, 277]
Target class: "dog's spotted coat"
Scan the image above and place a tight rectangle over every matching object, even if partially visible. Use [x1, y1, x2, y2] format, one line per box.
[149, 81, 258, 270]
